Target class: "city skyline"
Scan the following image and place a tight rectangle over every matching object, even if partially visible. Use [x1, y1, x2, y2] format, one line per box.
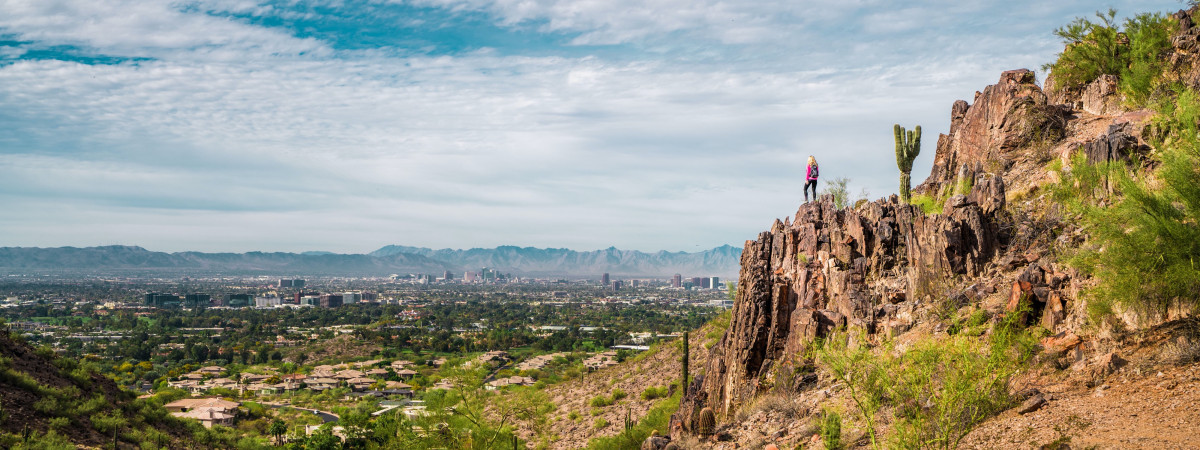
[0, 0, 1183, 253]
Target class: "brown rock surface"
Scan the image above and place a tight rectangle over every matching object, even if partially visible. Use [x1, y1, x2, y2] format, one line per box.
[674, 174, 1008, 427]
[918, 69, 1068, 195]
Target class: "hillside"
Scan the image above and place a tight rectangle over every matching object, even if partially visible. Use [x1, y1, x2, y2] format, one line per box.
[0, 325, 224, 448]
[653, 5, 1200, 449]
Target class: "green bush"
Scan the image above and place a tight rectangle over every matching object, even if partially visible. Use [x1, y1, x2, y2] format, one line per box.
[1044, 9, 1175, 108]
[818, 320, 1038, 449]
[910, 193, 941, 215]
[593, 417, 609, 430]
[639, 386, 669, 401]
[589, 395, 614, 408]
[586, 389, 682, 450]
[611, 388, 627, 402]
[1053, 88, 1200, 320]
[819, 409, 843, 450]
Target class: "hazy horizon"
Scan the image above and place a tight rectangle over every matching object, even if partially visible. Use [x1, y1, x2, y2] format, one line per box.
[1, 0, 1184, 253]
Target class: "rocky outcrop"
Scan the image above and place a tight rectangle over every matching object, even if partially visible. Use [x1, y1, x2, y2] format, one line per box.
[1081, 74, 1121, 115]
[918, 69, 1069, 195]
[672, 171, 1008, 425]
[1169, 7, 1200, 91]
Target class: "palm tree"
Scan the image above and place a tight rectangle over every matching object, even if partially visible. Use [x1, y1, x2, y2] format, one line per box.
[269, 419, 287, 446]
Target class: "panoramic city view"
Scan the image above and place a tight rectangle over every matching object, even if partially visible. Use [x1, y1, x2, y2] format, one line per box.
[3, 0, 1200, 449]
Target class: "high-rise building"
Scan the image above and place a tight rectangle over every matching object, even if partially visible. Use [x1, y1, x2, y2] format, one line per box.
[601, 273, 610, 285]
[319, 294, 343, 308]
[672, 274, 682, 288]
[343, 292, 362, 304]
[692, 277, 704, 288]
[710, 277, 721, 290]
[278, 279, 306, 288]
[144, 293, 181, 308]
[184, 293, 210, 308]
[443, 270, 453, 281]
[223, 294, 253, 308]
[611, 280, 622, 291]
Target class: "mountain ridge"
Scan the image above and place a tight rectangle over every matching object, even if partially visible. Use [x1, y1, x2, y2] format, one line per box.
[0, 244, 741, 277]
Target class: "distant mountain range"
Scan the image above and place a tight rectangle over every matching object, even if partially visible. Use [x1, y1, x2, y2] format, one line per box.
[0, 244, 741, 278]
[371, 245, 742, 277]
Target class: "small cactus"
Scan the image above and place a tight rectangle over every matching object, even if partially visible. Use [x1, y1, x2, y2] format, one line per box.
[697, 407, 716, 437]
[894, 124, 922, 203]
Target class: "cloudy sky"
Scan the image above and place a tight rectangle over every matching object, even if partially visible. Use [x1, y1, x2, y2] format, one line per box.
[0, 0, 1185, 254]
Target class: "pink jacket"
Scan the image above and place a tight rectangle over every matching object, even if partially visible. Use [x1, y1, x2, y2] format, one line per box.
[806, 164, 818, 181]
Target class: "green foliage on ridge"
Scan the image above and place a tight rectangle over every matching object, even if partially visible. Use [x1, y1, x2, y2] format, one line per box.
[1052, 88, 1200, 320]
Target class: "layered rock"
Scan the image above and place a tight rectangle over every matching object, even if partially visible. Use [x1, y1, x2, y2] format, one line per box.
[919, 69, 1068, 195]
[672, 172, 1007, 427]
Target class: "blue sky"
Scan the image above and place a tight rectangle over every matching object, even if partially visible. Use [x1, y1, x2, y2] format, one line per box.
[0, 0, 1187, 253]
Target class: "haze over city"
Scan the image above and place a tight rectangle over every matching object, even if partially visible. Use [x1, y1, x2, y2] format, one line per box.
[0, 0, 1179, 253]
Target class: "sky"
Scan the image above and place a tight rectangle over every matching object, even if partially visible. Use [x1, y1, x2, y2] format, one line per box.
[0, 0, 1187, 254]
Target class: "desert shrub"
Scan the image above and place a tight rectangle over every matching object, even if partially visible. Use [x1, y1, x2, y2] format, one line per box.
[639, 386, 669, 401]
[1045, 9, 1175, 108]
[11, 430, 75, 450]
[822, 177, 852, 209]
[586, 389, 681, 450]
[818, 318, 1038, 449]
[909, 193, 941, 215]
[611, 388, 627, 402]
[33, 397, 61, 415]
[819, 408, 843, 450]
[90, 412, 127, 434]
[47, 417, 69, 431]
[589, 395, 614, 408]
[593, 417, 609, 430]
[1053, 89, 1200, 320]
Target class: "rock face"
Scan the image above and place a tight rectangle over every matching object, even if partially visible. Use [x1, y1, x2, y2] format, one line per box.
[918, 69, 1068, 195]
[672, 172, 1008, 425]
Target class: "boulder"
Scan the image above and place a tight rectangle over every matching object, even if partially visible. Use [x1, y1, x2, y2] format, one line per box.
[1017, 394, 1047, 414]
[1081, 74, 1120, 115]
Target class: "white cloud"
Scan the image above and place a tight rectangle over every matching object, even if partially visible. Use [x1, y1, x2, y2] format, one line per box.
[0, 0, 1188, 252]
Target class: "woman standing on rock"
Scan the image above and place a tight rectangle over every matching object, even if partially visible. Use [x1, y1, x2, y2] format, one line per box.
[804, 156, 819, 202]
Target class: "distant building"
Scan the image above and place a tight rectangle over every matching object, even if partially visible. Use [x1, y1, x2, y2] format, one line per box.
[223, 294, 253, 308]
[631, 279, 639, 288]
[672, 274, 682, 288]
[691, 277, 703, 288]
[319, 294, 343, 308]
[183, 294, 210, 308]
[611, 280, 622, 291]
[343, 292, 362, 304]
[709, 277, 721, 289]
[293, 291, 318, 304]
[443, 271, 453, 281]
[361, 292, 378, 302]
[254, 296, 280, 308]
[601, 273, 610, 285]
[299, 295, 319, 306]
[144, 293, 181, 308]
[278, 279, 305, 288]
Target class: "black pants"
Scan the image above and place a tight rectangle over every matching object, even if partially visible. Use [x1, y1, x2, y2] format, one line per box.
[804, 179, 818, 201]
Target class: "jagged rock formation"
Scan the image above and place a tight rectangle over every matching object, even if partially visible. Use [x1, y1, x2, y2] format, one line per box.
[671, 7, 1200, 445]
[919, 69, 1069, 195]
[672, 170, 1008, 428]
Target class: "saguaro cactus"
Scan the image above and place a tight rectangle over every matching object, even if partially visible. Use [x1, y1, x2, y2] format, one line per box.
[894, 124, 922, 203]
[681, 331, 689, 392]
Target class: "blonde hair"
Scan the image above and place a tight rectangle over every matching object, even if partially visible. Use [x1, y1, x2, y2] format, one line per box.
[807, 156, 816, 166]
